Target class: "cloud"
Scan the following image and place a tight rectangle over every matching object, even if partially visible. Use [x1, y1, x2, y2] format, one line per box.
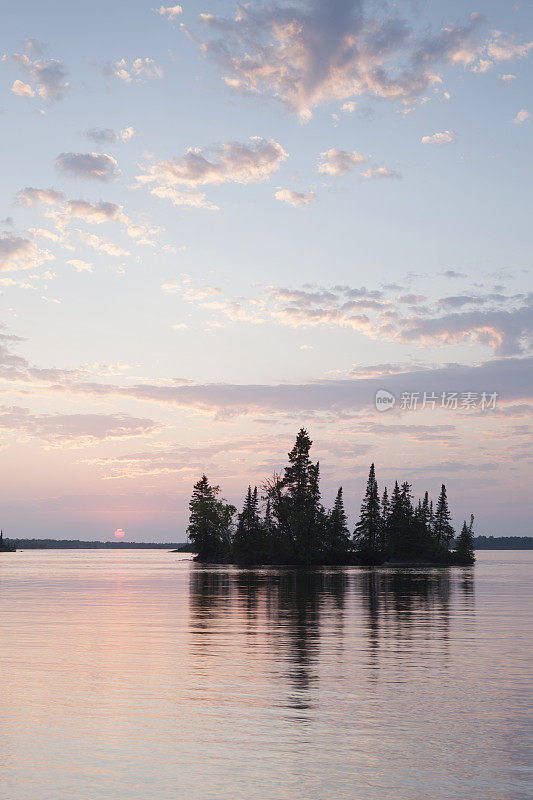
[103, 58, 163, 83]
[55, 152, 120, 181]
[60, 199, 127, 225]
[75, 230, 130, 257]
[155, 5, 183, 20]
[442, 270, 466, 279]
[317, 148, 367, 176]
[398, 305, 533, 356]
[138, 137, 288, 207]
[341, 101, 357, 113]
[0, 235, 53, 273]
[164, 278, 533, 357]
[361, 167, 400, 179]
[421, 130, 457, 145]
[0, 406, 161, 447]
[150, 186, 219, 210]
[499, 73, 516, 84]
[274, 188, 317, 206]
[67, 259, 93, 273]
[12, 52, 69, 101]
[57, 356, 533, 420]
[193, 4, 530, 119]
[485, 31, 533, 63]
[85, 126, 136, 144]
[11, 79, 35, 98]
[15, 188, 156, 253]
[513, 109, 530, 124]
[15, 187, 65, 206]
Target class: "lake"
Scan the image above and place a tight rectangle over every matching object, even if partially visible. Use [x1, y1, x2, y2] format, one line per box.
[0, 550, 531, 800]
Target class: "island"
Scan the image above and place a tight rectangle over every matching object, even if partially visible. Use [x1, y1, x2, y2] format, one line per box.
[185, 428, 476, 567]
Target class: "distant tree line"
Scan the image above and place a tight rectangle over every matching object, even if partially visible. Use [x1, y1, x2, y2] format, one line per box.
[470, 536, 533, 549]
[187, 429, 476, 566]
[13, 540, 182, 549]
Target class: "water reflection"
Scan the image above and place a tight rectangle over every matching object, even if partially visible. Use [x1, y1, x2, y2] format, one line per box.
[189, 566, 475, 706]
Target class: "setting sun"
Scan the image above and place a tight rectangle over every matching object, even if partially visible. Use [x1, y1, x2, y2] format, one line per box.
[114, 529, 126, 539]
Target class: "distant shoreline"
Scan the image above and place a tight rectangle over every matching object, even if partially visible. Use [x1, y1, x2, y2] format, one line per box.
[6, 537, 532, 551]
[13, 539, 189, 550]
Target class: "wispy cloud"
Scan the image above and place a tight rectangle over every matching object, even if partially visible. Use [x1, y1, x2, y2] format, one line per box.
[318, 148, 367, 176]
[103, 57, 163, 83]
[55, 152, 120, 182]
[0, 406, 162, 447]
[421, 130, 457, 145]
[513, 108, 530, 124]
[12, 50, 69, 101]
[155, 5, 183, 20]
[0, 235, 53, 273]
[361, 167, 400, 180]
[137, 137, 288, 207]
[274, 188, 317, 206]
[85, 126, 136, 144]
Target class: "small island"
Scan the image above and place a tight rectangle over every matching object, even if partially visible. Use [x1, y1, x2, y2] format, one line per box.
[186, 428, 476, 567]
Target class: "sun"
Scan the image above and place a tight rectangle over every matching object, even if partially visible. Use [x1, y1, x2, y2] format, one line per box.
[114, 528, 126, 539]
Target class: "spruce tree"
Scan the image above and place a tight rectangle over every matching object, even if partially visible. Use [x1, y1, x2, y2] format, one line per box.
[380, 487, 390, 551]
[233, 486, 265, 564]
[187, 475, 235, 561]
[269, 428, 326, 563]
[434, 484, 455, 548]
[455, 514, 475, 564]
[354, 463, 382, 562]
[327, 487, 351, 562]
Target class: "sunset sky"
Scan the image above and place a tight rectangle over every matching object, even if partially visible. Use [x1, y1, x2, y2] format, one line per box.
[1, 0, 532, 539]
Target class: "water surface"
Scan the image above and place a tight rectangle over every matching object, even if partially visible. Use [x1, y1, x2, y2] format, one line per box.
[0, 551, 531, 800]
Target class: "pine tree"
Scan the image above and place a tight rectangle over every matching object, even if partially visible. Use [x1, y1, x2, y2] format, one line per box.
[380, 487, 390, 551]
[355, 463, 382, 562]
[455, 514, 475, 564]
[268, 428, 326, 563]
[421, 491, 430, 533]
[326, 487, 351, 562]
[263, 498, 276, 562]
[233, 486, 265, 564]
[434, 484, 455, 548]
[187, 475, 235, 561]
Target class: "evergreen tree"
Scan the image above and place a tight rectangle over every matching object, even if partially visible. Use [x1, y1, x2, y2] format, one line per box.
[233, 486, 265, 565]
[455, 514, 476, 564]
[326, 487, 351, 562]
[267, 428, 326, 563]
[380, 487, 389, 551]
[262, 498, 277, 562]
[355, 463, 382, 562]
[187, 475, 235, 561]
[421, 491, 431, 533]
[434, 484, 455, 548]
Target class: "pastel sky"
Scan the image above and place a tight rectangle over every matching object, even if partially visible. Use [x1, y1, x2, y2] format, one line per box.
[0, 0, 532, 540]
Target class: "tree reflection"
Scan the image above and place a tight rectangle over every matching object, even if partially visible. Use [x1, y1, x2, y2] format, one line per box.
[188, 565, 475, 709]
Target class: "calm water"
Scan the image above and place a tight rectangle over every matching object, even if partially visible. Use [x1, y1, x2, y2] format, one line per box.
[0, 551, 531, 800]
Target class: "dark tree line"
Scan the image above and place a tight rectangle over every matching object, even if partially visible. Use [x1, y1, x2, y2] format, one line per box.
[187, 429, 475, 566]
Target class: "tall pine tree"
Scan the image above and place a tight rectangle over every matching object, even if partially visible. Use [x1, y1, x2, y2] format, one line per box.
[326, 487, 351, 562]
[354, 463, 382, 562]
[433, 484, 455, 548]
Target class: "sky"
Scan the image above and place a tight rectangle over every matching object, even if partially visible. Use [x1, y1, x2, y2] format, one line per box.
[0, 0, 532, 540]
